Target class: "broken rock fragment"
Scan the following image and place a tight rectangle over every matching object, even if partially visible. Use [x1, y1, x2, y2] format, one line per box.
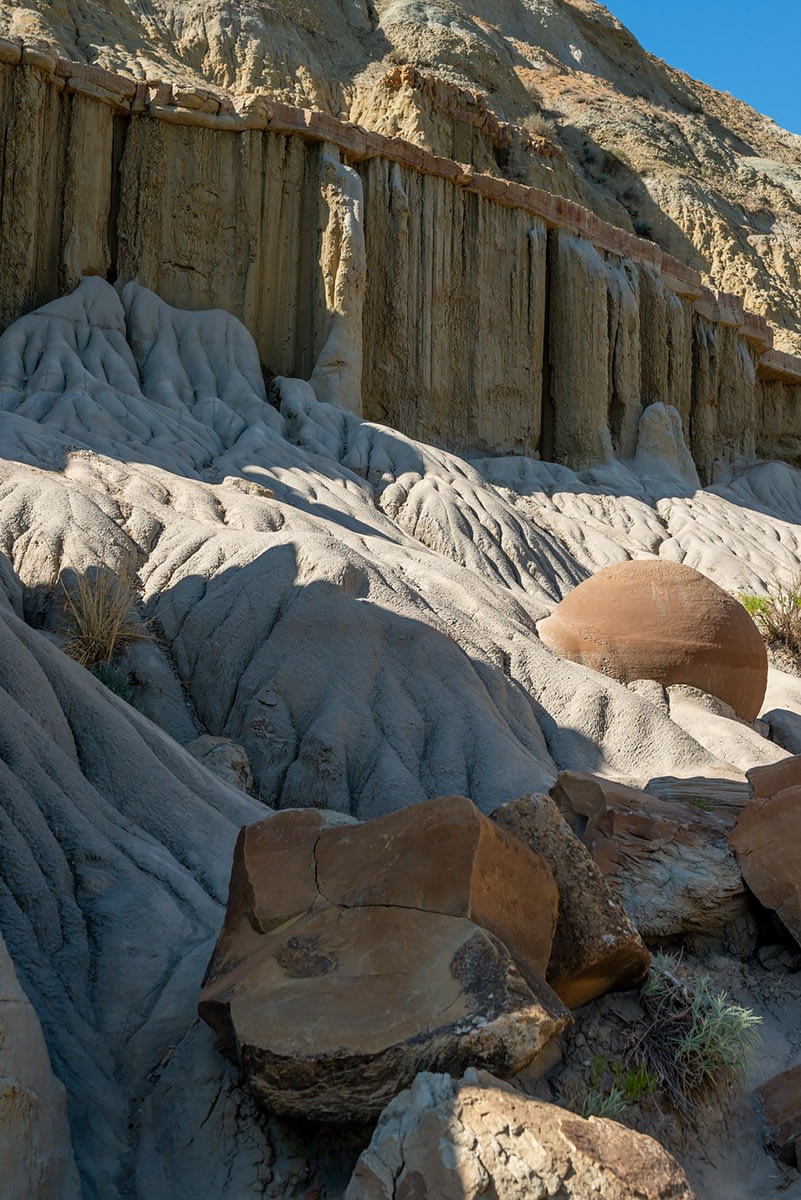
[746, 754, 801, 799]
[345, 1068, 697, 1200]
[730, 784, 801, 945]
[491, 793, 650, 1007]
[199, 796, 570, 1121]
[756, 1064, 801, 1166]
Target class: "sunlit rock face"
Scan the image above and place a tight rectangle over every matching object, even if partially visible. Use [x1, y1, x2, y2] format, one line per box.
[198, 797, 569, 1122]
[538, 559, 768, 721]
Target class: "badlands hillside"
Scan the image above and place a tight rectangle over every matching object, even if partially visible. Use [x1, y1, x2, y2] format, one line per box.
[3, 0, 801, 353]
[3, 4, 801, 1200]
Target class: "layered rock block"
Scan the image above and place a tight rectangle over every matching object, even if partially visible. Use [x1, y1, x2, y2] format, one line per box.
[538, 559, 768, 721]
[552, 771, 748, 939]
[199, 797, 570, 1121]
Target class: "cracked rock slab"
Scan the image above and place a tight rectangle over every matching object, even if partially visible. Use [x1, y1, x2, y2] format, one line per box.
[344, 1068, 697, 1200]
[199, 796, 569, 1121]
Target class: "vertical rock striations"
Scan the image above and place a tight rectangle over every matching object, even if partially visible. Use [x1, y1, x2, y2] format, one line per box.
[0, 46, 801, 472]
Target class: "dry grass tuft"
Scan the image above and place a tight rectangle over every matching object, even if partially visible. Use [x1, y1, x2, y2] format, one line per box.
[60, 563, 151, 668]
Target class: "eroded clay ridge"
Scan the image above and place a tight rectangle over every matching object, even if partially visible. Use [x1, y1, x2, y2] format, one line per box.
[1, 36, 800, 474]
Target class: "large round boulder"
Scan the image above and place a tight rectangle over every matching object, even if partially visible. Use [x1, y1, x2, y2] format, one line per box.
[538, 560, 767, 721]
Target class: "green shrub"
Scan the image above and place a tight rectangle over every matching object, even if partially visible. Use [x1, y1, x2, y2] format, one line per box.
[88, 661, 136, 704]
[739, 573, 801, 657]
[633, 953, 761, 1113]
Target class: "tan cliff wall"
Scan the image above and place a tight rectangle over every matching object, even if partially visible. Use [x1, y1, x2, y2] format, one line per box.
[1, 38, 800, 480]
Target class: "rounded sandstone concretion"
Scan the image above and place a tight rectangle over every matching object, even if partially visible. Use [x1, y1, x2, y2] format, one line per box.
[538, 559, 768, 721]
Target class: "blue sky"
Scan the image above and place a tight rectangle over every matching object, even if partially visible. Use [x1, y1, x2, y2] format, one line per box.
[606, 2, 801, 135]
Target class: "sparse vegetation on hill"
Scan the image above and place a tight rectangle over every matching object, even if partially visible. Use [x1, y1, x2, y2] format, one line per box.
[60, 562, 151, 669]
[740, 576, 801, 661]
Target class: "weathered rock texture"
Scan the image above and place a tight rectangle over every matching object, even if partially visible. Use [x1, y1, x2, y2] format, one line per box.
[199, 798, 570, 1121]
[345, 1069, 697, 1200]
[360, 157, 546, 456]
[4, 277, 801, 1194]
[756, 1064, 801, 1166]
[0, 45, 800, 476]
[553, 772, 748, 940]
[0, 931, 81, 1200]
[4, 0, 801, 368]
[539, 559, 768, 721]
[491, 793, 650, 1007]
[730, 787, 801, 946]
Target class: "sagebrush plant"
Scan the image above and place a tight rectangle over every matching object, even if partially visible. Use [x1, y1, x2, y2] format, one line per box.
[739, 572, 801, 658]
[60, 561, 151, 668]
[633, 953, 761, 1114]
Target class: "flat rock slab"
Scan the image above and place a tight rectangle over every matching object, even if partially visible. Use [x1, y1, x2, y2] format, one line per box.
[756, 1064, 801, 1165]
[730, 785, 801, 945]
[491, 793, 650, 1008]
[553, 771, 748, 939]
[538, 559, 767, 721]
[200, 795, 569, 1121]
[345, 1069, 697, 1199]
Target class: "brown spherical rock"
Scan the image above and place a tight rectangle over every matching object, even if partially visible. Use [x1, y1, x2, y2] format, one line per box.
[538, 560, 767, 722]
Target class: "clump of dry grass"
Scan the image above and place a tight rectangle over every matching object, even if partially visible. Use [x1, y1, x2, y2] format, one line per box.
[60, 562, 151, 668]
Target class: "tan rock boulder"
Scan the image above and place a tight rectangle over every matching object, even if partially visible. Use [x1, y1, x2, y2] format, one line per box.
[199, 796, 570, 1121]
[491, 793, 650, 1008]
[313, 795, 559, 984]
[746, 754, 801, 799]
[729, 786, 801, 945]
[755, 1064, 801, 1165]
[538, 560, 768, 721]
[553, 771, 748, 939]
[345, 1069, 697, 1200]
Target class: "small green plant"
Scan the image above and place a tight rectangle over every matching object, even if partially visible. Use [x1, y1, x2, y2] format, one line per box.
[739, 593, 770, 618]
[615, 1060, 659, 1103]
[633, 217, 653, 239]
[686, 797, 714, 812]
[89, 661, 136, 704]
[583, 1081, 627, 1120]
[739, 574, 801, 658]
[60, 562, 151, 668]
[633, 953, 761, 1113]
[580, 1055, 658, 1119]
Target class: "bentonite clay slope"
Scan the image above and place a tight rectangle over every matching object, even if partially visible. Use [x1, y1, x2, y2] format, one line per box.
[3, 278, 801, 1196]
[6, 0, 801, 352]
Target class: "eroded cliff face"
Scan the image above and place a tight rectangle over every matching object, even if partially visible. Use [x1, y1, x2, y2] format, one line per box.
[1, 42, 799, 482]
[3, 0, 801, 354]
